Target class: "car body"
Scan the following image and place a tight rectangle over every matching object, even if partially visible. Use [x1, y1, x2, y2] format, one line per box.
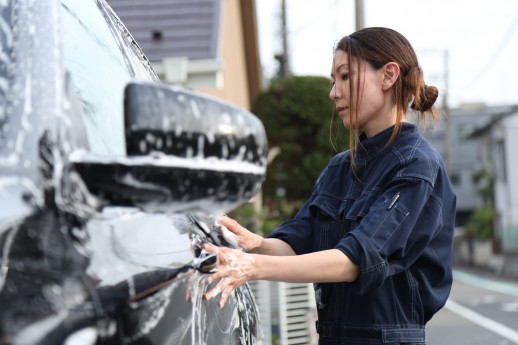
[0, 0, 267, 344]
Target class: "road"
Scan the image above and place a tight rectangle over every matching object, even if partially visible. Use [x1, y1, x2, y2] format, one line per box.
[427, 268, 518, 345]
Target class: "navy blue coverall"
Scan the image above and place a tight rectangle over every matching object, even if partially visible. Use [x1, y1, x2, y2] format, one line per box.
[270, 123, 456, 344]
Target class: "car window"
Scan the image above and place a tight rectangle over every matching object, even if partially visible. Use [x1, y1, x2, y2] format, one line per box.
[60, 0, 157, 155]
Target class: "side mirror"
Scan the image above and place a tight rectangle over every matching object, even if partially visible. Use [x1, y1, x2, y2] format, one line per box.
[72, 82, 267, 214]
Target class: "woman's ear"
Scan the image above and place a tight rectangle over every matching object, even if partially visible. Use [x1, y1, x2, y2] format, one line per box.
[382, 62, 400, 90]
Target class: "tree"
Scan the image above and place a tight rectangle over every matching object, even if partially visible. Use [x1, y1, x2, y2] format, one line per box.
[465, 168, 495, 241]
[234, 76, 348, 233]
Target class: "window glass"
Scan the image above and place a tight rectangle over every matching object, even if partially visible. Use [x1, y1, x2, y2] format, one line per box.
[450, 173, 461, 185]
[60, 0, 155, 155]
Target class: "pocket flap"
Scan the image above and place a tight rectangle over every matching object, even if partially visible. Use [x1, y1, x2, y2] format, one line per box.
[309, 195, 342, 222]
[345, 194, 371, 220]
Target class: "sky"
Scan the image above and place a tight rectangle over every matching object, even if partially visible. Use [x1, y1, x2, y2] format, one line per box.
[255, 0, 518, 108]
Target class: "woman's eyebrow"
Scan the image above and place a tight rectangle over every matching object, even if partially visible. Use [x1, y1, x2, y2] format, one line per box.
[331, 63, 349, 77]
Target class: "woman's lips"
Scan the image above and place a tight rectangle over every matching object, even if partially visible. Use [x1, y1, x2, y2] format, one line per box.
[336, 106, 348, 115]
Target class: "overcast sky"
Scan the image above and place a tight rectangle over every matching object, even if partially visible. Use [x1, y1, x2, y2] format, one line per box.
[255, 0, 518, 108]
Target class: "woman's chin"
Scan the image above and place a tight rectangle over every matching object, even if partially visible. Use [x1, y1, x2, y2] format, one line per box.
[342, 119, 355, 130]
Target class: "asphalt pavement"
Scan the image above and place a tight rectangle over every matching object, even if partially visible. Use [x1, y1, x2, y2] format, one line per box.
[427, 265, 518, 345]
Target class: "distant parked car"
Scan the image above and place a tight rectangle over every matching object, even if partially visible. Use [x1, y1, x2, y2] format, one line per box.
[0, 0, 267, 344]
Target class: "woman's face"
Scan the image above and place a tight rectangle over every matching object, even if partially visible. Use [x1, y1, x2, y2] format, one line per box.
[329, 50, 395, 137]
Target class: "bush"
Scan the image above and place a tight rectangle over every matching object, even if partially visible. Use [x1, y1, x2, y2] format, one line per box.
[252, 75, 349, 207]
[465, 207, 494, 240]
[231, 76, 349, 236]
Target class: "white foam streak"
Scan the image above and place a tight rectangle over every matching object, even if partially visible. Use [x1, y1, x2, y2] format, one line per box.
[0, 225, 19, 294]
[69, 150, 266, 175]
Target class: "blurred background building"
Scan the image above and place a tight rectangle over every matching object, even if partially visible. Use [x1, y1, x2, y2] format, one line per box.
[107, 0, 262, 110]
[423, 104, 518, 277]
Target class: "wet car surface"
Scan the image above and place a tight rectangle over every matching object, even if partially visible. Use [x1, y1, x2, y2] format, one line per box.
[0, 0, 266, 344]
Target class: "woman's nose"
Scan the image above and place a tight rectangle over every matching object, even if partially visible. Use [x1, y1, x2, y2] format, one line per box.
[329, 84, 340, 100]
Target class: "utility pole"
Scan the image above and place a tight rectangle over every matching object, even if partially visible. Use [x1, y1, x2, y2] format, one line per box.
[275, 0, 290, 77]
[443, 50, 449, 113]
[355, 0, 365, 30]
[443, 49, 451, 173]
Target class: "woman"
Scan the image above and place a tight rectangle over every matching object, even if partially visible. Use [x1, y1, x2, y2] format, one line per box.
[203, 27, 456, 345]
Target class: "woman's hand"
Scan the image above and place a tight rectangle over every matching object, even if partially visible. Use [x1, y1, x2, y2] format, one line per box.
[203, 243, 257, 307]
[218, 215, 263, 252]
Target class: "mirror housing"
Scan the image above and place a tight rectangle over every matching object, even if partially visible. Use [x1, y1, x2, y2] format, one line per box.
[71, 82, 268, 214]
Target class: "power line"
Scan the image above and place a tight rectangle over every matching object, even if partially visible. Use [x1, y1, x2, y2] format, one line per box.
[463, 12, 518, 89]
[288, 0, 344, 36]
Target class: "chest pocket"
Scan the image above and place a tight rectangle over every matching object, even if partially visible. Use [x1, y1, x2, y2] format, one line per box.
[309, 195, 343, 251]
[345, 192, 378, 229]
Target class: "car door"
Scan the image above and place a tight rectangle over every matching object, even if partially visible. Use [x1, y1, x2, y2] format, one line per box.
[0, 0, 265, 344]
[59, 1, 264, 344]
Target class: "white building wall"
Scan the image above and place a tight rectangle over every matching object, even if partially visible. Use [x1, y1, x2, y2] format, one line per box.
[503, 116, 518, 250]
[493, 113, 518, 251]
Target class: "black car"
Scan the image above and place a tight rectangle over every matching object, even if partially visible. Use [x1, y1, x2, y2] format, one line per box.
[0, 0, 267, 344]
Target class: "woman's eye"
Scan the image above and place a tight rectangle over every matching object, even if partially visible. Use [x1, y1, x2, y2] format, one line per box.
[341, 73, 349, 81]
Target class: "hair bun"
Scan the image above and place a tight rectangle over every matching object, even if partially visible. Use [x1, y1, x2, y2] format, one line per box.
[411, 85, 439, 112]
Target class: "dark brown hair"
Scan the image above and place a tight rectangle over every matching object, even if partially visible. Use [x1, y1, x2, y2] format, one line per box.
[334, 27, 439, 159]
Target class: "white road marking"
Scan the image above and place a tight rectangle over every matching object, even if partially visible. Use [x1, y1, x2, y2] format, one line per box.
[501, 302, 518, 312]
[445, 299, 518, 344]
[446, 270, 518, 343]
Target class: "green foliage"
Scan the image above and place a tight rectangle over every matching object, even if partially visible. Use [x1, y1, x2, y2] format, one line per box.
[229, 200, 301, 237]
[231, 76, 349, 236]
[464, 168, 495, 240]
[471, 168, 494, 205]
[251, 76, 349, 208]
[228, 202, 261, 231]
[465, 207, 494, 240]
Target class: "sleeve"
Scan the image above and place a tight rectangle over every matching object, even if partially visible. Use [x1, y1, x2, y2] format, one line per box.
[335, 177, 443, 295]
[267, 197, 316, 255]
[267, 162, 333, 255]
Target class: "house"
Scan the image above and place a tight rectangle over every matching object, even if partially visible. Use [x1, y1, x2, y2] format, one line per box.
[421, 104, 518, 276]
[106, 0, 262, 110]
[466, 106, 518, 277]
[422, 104, 506, 226]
